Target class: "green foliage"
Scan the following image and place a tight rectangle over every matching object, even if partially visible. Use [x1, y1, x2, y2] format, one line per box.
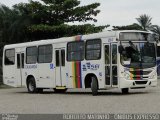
[0, 4, 31, 44]
[0, 5, 15, 43]
[0, 0, 107, 44]
[113, 14, 153, 31]
[25, 0, 101, 24]
[136, 14, 152, 31]
[11, 0, 106, 41]
[27, 24, 108, 40]
[113, 23, 142, 30]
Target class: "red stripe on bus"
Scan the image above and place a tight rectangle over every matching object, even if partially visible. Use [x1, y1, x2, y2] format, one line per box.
[136, 70, 140, 80]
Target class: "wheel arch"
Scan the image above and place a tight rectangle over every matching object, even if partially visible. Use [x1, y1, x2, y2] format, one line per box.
[26, 75, 36, 86]
[84, 73, 99, 89]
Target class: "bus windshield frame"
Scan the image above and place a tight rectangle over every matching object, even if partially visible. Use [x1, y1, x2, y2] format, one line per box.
[119, 41, 156, 69]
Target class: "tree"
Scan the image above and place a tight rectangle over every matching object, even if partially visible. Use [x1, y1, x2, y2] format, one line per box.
[0, 4, 31, 44]
[113, 23, 142, 30]
[136, 14, 152, 31]
[0, 0, 108, 44]
[0, 4, 14, 44]
[13, 0, 108, 40]
[28, 24, 109, 40]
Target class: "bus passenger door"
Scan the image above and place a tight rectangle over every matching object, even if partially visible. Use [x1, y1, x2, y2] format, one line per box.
[104, 43, 118, 87]
[16, 49, 25, 87]
[55, 48, 66, 87]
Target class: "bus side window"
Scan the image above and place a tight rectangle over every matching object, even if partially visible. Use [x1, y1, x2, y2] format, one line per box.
[157, 46, 160, 57]
[67, 41, 84, 61]
[17, 53, 24, 69]
[21, 53, 24, 68]
[112, 44, 117, 64]
[61, 49, 65, 66]
[56, 50, 60, 67]
[5, 49, 15, 65]
[26, 46, 37, 64]
[38, 45, 52, 63]
[105, 45, 110, 64]
[17, 54, 20, 68]
[86, 39, 101, 60]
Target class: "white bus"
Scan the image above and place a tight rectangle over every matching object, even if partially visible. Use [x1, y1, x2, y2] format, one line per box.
[3, 30, 157, 95]
[156, 42, 160, 76]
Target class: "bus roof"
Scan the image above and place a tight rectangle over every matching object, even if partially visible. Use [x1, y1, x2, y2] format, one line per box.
[4, 30, 151, 49]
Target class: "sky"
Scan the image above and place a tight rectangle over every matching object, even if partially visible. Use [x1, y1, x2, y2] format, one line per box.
[0, 0, 160, 28]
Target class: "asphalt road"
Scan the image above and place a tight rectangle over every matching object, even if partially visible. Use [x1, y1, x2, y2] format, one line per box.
[0, 81, 160, 114]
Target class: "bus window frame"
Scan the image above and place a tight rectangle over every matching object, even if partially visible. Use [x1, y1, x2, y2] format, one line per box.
[4, 48, 15, 66]
[26, 46, 38, 64]
[85, 39, 102, 60]
[67, 41, 85, 62]
[38, 44, 53, 64]
[157, 46, 160, 57]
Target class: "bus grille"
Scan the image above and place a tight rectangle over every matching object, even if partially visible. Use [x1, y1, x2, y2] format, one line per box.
[135, 81, 148, 85]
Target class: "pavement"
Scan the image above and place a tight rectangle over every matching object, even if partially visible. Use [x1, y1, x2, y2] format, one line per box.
[0, 80, 160, 114]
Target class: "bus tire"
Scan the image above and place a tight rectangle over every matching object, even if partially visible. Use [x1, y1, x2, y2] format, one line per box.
[54, 88, 67, 93]
[91, 76, 98, 96]
[121, 88, 129, 94]
[27, 77, 37, 93]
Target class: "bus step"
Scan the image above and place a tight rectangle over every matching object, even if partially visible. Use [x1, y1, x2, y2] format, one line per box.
[55, 86, 66, 89]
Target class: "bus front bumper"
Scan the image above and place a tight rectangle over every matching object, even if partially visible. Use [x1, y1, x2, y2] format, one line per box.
[119, 77, 157, 89]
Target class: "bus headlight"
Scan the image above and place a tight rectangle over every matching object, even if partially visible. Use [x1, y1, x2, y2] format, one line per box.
[124, 73, 130, 80]
[149, 72, 156, 79]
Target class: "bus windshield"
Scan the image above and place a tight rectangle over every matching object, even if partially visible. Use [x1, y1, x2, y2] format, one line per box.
[119, 42, 156, 69]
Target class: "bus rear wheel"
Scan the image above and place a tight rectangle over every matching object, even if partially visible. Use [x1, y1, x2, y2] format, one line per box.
[91, 76, 98, 96]
[121, 88, 129, 94]
[27, 77, 37, 93]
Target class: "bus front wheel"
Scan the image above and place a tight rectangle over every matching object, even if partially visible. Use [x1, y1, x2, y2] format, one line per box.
[91, 76, 98, 96]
